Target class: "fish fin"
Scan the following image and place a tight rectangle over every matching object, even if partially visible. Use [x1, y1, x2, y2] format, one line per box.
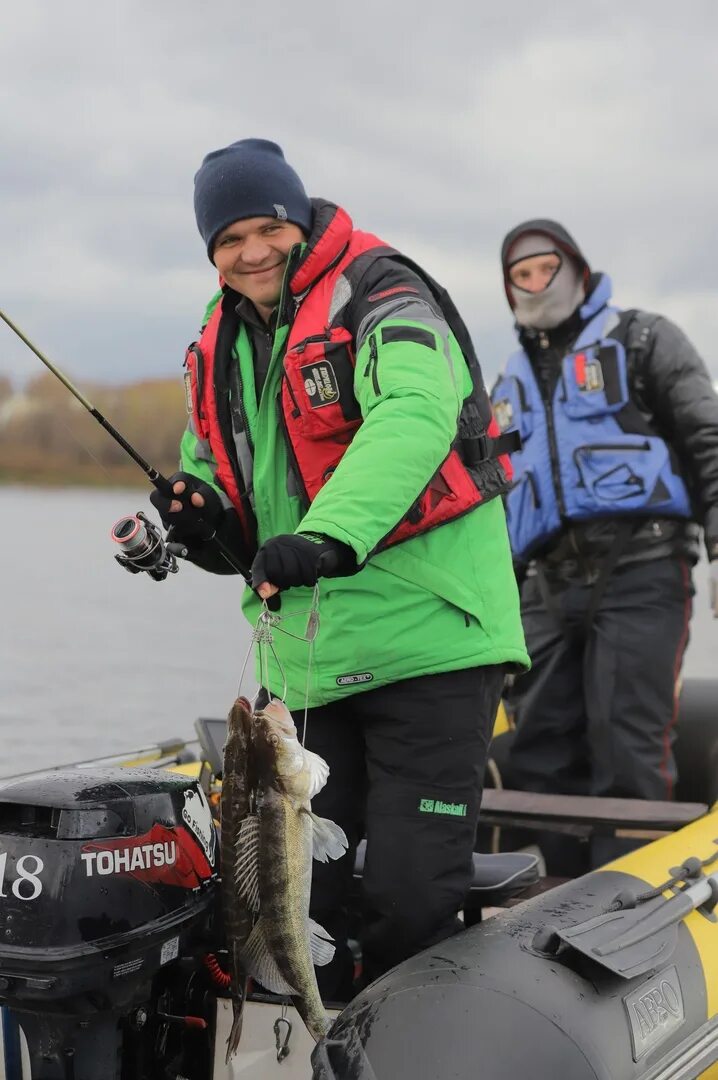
[303, 748, 330, 799]
[309, 812, 349, 863]
[241, 920, 297, 996]
[224, 1001, 244, 1063]
[234, 815, 261, 914]
[308, 918, 336, 967]
[224, 947, 247, 1063]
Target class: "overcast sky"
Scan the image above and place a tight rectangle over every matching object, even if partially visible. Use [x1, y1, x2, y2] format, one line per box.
[1, 0, 717, 395]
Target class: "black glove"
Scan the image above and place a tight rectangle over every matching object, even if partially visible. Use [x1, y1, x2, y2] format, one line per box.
[149, 471, 223, 542]
[250, 533, 358, 592]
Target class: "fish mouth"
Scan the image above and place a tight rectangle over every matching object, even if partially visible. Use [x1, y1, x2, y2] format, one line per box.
[257, 699, 297, 738]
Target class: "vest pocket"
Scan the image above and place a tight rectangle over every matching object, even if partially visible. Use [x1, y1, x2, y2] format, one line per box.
[561, 341, 628, 419]
[573, 441, 654, 506]
[506, 469, 552, 558]
[507, 469, 541, 520]
[284, 335, 362, 440]
[491, 375, 534, 443]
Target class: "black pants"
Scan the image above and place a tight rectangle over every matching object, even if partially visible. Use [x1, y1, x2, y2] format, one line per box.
[282, 665, 504, 1002]
[506, 557, 693, 874]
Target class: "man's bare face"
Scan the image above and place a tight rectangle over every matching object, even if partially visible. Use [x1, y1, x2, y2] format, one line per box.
[508, 252, 561, 294]
[213, 216, 305, 320]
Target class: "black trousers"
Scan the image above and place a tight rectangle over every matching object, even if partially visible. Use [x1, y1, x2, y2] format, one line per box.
[283, 665, 504, 1002]
[506, 557, 694, 874]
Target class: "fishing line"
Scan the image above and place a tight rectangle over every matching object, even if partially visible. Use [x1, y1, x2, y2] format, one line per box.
[34, 409, 120, 485]
[237, 588, 321, 750]
[235, 606, 280, 701]
[300, 586, 320, 749]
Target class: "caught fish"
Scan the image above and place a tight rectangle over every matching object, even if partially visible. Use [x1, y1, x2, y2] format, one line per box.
[238, 698, 348, 1042]
[220, 695, 255, 1062]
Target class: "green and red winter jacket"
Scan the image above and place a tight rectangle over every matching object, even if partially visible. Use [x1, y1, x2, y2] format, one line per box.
[178, 201, 529, 707]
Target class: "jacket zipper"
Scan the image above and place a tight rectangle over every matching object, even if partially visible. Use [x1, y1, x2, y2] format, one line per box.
[575, 441, 651, 454]
[244, 245, 300, 450]
[363, 333, 381, 394]
[231, 347, 255, 456]
[282, 373, 301, 419]
[536, 332, 566, 517]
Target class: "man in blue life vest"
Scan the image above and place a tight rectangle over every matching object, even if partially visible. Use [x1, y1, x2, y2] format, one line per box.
[492, 220, 718, 873]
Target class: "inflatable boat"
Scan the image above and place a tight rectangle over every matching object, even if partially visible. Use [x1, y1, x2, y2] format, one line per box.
[0, 678, 715, 1079]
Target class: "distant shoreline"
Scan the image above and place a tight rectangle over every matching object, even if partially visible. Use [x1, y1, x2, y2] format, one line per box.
[0, 469, 153, 489]
[0, 373, 185, 490]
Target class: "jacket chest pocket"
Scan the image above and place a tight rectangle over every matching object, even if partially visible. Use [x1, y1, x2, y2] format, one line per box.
[561, 341, 628, 420]
[283, 332, 362, 440]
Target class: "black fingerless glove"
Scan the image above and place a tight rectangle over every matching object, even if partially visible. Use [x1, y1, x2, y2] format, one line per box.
[149, 471, 223, 542]
[250, 533, 359, 591]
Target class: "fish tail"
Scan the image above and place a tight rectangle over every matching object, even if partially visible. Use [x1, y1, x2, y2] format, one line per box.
[224, 999, 244, 1063]
[292, 992, 332, 1044]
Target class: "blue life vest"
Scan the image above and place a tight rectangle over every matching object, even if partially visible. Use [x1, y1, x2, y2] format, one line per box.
[492, 275, 692, 562]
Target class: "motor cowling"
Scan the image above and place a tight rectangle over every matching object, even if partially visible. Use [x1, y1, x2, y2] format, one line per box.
[0, 766, 219, 1079]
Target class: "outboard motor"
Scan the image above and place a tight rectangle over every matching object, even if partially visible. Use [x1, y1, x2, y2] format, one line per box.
[0, 767, 219, 1080]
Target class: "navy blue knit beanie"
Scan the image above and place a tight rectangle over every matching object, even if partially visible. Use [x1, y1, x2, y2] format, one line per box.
[193, 138, 312, 260]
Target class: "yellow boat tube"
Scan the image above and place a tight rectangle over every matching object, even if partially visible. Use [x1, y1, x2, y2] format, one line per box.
[313, 806, 718, 1079]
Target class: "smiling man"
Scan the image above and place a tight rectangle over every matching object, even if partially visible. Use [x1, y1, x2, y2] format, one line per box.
[149, 137, 528, 1000]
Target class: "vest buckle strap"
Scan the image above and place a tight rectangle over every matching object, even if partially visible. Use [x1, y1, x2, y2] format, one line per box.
[462, 429, 522, 465]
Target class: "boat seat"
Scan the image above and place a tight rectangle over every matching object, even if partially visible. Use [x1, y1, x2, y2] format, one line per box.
[479, 788, 707, 837]
[353, 839, 539, 908]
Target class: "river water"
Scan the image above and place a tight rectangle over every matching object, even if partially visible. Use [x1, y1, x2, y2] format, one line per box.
[1, 486, 257, 776]
[1, 486, 715, 777]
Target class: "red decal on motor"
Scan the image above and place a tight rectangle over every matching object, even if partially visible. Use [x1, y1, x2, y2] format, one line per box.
[81, 823, 214, 889]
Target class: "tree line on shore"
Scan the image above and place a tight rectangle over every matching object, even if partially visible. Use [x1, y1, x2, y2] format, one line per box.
[0, 372, 186, 486]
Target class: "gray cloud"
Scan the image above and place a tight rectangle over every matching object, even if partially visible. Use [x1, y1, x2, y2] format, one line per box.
[1, 0, 717, 399]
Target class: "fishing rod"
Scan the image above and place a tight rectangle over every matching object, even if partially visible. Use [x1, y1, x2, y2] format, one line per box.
[0, 308, 174, 497]
[0, 308, 247, 582]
